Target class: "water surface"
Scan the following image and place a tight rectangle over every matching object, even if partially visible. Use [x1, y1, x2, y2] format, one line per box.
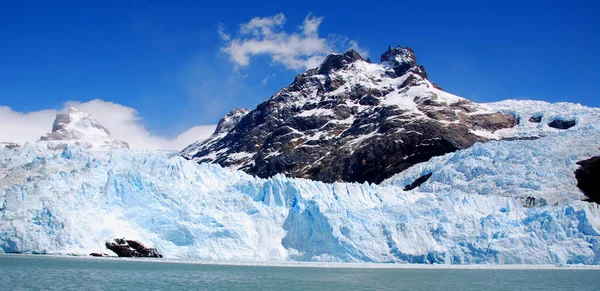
[1, 255, 598, 290]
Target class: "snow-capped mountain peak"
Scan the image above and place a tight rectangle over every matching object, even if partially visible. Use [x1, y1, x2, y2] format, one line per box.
[381, 46, 418, 72]
[182, 46, 518, 183]
[48, 108, 109, 136]
[38, 107, 129, 150]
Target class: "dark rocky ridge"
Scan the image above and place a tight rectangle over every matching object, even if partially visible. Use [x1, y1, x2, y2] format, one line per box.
[529, 115, 542, 123]
[317, 50, 364, 75]
[182, 46, 518, 184]
[575, 156, 600, 203]
[548, 119, 576, 130]
[0, 142, 20, 149]
[404, 173, 433, 191]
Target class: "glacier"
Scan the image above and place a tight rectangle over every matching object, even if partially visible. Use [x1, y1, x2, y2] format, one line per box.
[1, 100, 600, 264]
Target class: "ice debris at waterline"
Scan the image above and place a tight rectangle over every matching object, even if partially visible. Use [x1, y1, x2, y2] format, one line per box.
[1, 103, 600, 264]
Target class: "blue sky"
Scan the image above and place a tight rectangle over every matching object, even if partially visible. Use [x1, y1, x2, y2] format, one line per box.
[1, 0, 598, 143]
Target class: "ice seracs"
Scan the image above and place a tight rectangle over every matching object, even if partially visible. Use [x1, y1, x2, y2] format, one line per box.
[38, 107, 129, 150]
[1, 99, 599, 264]
[486, 99, 600, 140]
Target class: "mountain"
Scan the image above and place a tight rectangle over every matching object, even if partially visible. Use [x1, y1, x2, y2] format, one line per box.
[38, 108, 129, 150]
[182, 46, 518, 183]
[182, 108, 250, 158]
[1, 100, 599, 263]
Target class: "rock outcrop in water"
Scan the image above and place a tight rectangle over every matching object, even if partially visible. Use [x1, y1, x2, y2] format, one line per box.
[575, 156, 600, 203]
[89, 252, 109, 257]
[105, 238, 162, 258]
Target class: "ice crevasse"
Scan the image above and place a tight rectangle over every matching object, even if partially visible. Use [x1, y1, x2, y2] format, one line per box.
[0, 100, 600, 264]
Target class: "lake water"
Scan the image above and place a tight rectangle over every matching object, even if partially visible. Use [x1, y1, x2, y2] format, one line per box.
[1, 255, 599, 290]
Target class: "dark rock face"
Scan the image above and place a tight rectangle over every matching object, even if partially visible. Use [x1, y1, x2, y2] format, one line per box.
[502, 136, 541, 141]
[381, 46, 424, 78]
[524, 197, 536, 208]
[182, 46, 518, 184]
[317, 50, 364, 75]
[404, 173, 433, 191]
[523, 196, 547, 208]
[548, 119, 576, 129]
[575, 156, 600, 203]
[529, 115, 542, 123]
[105, 238, 162, 258]
[0, 142, 20, 149]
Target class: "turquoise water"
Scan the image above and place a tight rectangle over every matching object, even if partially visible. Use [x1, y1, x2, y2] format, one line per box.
[1, 255, 599, 290]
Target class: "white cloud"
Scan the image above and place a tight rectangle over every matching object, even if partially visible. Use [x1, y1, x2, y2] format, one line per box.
[260, 73, 276, 87]
[0, 99, 216, 151]
[217, 23, 230, 41]
[240, 13, 286, 36]
[0, 106, 57, 145]
[221, 13, 364, 71]
[261, 77, 269, 86]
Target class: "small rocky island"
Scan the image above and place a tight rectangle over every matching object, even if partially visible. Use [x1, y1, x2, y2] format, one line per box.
[103, 238, 163, 258]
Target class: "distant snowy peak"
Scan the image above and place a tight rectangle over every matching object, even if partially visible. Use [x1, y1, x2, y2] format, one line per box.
[183, 45, 518, 183]
[38, 107, 129, 150]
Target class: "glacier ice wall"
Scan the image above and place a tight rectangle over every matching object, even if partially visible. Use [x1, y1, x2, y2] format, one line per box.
[1, 101, 600, 264]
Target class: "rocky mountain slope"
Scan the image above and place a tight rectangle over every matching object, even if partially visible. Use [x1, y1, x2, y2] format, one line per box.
[38, 108, 129, 150]
[183, 108, 250, 157]
[182, 46, 518, 183]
